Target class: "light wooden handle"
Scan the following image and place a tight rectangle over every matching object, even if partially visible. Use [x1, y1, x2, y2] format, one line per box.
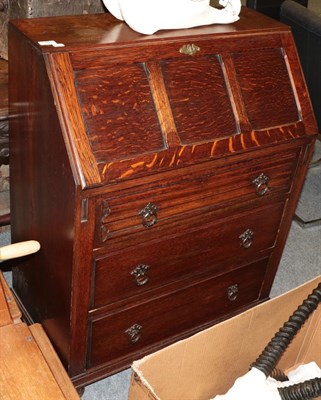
[0, 241, 40, 260]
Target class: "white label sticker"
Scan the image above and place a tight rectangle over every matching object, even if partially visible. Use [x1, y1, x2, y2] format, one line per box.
[38, 40, 65, 47]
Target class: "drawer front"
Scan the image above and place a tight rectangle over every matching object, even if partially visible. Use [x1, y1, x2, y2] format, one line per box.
[92, 201, 284, 308]
[88, 258, 268, 368]
[94, 147, 299, 246]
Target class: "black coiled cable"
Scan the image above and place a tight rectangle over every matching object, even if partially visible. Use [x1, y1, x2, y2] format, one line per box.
[278, 377, 321, 400]
[251, 282, 321, 400]
[270, 368, 289, 382]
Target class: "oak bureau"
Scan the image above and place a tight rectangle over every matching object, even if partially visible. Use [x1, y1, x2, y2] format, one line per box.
[8, 7, 318, 388]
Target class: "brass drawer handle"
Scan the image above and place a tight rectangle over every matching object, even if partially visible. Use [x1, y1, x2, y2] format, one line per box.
[138, 203, 160, 228]
[125, 324, 142, 344]
[239, 228, 254, 249]
[227, 284, 239, 301]
[179, 43, 200, 56]
[252, 173, 270, 196]
[131, 264, 150, 286]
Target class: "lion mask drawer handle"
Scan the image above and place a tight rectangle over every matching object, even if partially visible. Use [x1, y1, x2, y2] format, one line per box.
[125, 324, 142, 344]
[138, 203, 160, 228]
[239, 228, 254, 248]
[227, 284, 239, 301]
[252, 173, 270, 196]
[131, 264, 150, 286]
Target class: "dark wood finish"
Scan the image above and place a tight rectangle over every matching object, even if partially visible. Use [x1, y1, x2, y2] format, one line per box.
[93, 202, 285, 309]
[93, 145, 299, 249]
[0, 213, 10, 226]
[160, 56, 238, 142]
[90, 258, 268, 368]
[0, 59, 8, 122]
[8, 8, 318, 388]
[233, 48, 299, 128]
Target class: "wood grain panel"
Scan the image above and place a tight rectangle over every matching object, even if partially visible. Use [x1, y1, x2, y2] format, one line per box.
[233, 48, 300, 129]
[97, 123, 307, 184]
[70, 35, 284, 71]
[75, 63, 165, 162]
[48, 53, 101, 188]
[161, 56, 238, 144]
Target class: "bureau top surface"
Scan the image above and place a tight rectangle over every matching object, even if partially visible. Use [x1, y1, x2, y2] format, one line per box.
[9, 7, 318, 189]
[9, 7, 287, 52]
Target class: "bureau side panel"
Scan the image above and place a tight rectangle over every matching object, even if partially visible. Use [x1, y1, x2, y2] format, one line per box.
[8, 25, 76, 367]
[261, 140, 316, 296]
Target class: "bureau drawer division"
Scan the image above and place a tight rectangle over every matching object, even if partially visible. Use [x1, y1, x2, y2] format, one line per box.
[9, 7, 318, 387]
[92, 201, 285, 309]
[94, 146, 300, 248]
[89, 258, 269, 369]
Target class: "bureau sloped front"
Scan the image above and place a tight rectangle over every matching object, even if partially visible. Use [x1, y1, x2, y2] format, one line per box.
[65, 21, 309, 186]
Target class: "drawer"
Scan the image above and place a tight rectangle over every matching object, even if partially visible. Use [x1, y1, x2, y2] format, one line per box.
[94, 147, 299, 246]
[92, 201, 284, 309]
[88, 258, 268, 368]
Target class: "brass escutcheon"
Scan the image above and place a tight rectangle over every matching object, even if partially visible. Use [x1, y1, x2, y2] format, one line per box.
[179, 43, 200, 56]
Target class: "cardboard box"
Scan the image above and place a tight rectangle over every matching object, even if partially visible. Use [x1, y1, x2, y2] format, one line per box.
[129, 276, 321, 400]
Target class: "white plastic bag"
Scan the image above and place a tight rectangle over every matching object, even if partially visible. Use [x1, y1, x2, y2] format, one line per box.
[102, 0, 241, 35]
[212, 363, 321, 400]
